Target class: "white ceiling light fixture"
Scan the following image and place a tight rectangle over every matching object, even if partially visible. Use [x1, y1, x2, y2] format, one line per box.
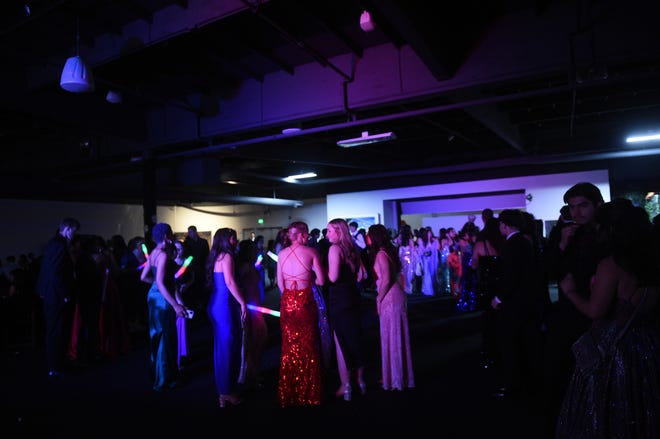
[625, 133, 660, 143]
[337, 131, 396, 148]
[360, 10, 376, 32]
[283, 172, 317, 183]
[60, 19, 95, 93]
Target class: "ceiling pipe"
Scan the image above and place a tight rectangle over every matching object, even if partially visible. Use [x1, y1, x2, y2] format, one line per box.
[179, 203, 292, 216]
[239, 0, 351, 81]
[159, 81, 579, 162]
[156, 67, 660, 164]
[300, 146, 660, 186]
[187, 195, 303, 207]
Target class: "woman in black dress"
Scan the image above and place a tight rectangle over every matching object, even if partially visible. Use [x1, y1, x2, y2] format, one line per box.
[325, 218, 367, 401]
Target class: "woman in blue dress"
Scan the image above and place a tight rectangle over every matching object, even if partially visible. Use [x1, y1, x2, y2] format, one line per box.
[140, 223, 189, 391]
[206, 228, 247, 408]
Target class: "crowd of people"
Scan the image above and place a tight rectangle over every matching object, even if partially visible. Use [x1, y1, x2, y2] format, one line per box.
[3, 179, 660, 436]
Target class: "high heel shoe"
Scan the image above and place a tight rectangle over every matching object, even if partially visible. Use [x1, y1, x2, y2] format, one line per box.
[358, 380, 367, 396]
[335, 383, 352, 401]
[219, 394, 243, 408]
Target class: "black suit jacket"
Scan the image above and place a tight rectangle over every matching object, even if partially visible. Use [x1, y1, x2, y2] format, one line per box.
[498, 232, 540, 320]
[37, 233, 75, 309]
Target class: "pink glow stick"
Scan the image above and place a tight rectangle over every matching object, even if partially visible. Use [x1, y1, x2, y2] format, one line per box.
[247, 304, 280, 317]
[174, 255, 193, 279]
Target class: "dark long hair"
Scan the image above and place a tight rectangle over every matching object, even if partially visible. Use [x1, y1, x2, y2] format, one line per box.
[367, 224, 400, 283]
[206, 227, 237, 290]
[597, 201, 659, 286]
[480, 217, 504, 253]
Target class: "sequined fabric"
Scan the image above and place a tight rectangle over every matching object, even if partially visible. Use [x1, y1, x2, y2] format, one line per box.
[378, 278, 415, 391]
[312, 284, 332, 370]
[399, 245, 415, 294]
[556, 307, 660, 437]
[278, 286, 324, 407]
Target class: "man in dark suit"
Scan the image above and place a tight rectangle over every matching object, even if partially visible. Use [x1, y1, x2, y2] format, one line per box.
[183, 225, 210, 313]
[37, 217, 80, 377]
[490, 209, 543, 398]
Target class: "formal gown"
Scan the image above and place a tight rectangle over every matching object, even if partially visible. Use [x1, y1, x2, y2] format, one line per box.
[398, 244, 415, 294]
[278, 284, 324, 407]
[418, 241, 437, 296]
[376, 252, 415, 391]
[436, 244, 451, 295]
[208, 272, 242, 397]
[555, 292, 660, 438]
[174, 266, 193, 370]
[98, 258, 131, 358]
[147, 265, 179, 391]
[238, 263, 268, 387]
[457, 242, 476, 311]
[327, 261, 364, 372]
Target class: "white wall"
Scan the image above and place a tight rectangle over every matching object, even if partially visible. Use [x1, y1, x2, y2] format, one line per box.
[2, 170, 610, 257]
[2, 199, 145, 257]
[2, 198, 328, 258]
[326, 169, 611, 234]
[156, 199, 328, 243]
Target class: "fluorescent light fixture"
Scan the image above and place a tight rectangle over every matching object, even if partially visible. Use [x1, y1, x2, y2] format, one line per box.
[336, 131, 396, 148]
[283, 172, 317, 183]
[626, 133, 660, 143]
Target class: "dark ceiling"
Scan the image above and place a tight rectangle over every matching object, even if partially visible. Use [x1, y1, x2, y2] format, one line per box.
[2, 0, 660, 206]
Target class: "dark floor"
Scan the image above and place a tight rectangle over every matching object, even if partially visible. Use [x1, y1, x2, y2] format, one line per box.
[1, 289, 555, 437]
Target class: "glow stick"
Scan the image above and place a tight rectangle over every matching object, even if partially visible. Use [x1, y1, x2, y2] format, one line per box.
[137, 243, 149, 270]
[267, 251, 278, 262]
[247, 304, 280, 317]
[174, 255, 193, 279]
[254, 253, 263, 268]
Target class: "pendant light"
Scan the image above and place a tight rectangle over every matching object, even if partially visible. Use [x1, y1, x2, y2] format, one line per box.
[60, 18, 95, 93]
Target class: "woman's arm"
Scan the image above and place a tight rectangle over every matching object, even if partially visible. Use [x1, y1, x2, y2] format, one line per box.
[154, 253, 186, 317]
[140, 254, 153, 283]
[311, 249, 326, 286]
[327, 244, 341, 283]
[374, 250, 391, 314]
[221, 254, 247, 321]
[560, 257, 617, 320]
[471, 241, 483, 271]
[276, 249, 285, 292]
[357, 259, 367, 283]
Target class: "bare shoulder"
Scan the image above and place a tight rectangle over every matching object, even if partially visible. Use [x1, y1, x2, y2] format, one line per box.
[598, 256, 618, 272]
[376, 249, 390, 266]
[304, 245, 319, 256]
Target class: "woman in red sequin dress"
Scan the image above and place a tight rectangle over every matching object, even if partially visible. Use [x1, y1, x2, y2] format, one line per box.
[276, 221, 326, 407]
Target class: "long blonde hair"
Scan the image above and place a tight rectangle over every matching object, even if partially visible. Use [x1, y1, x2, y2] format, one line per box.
[327, 218, 361, 271]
